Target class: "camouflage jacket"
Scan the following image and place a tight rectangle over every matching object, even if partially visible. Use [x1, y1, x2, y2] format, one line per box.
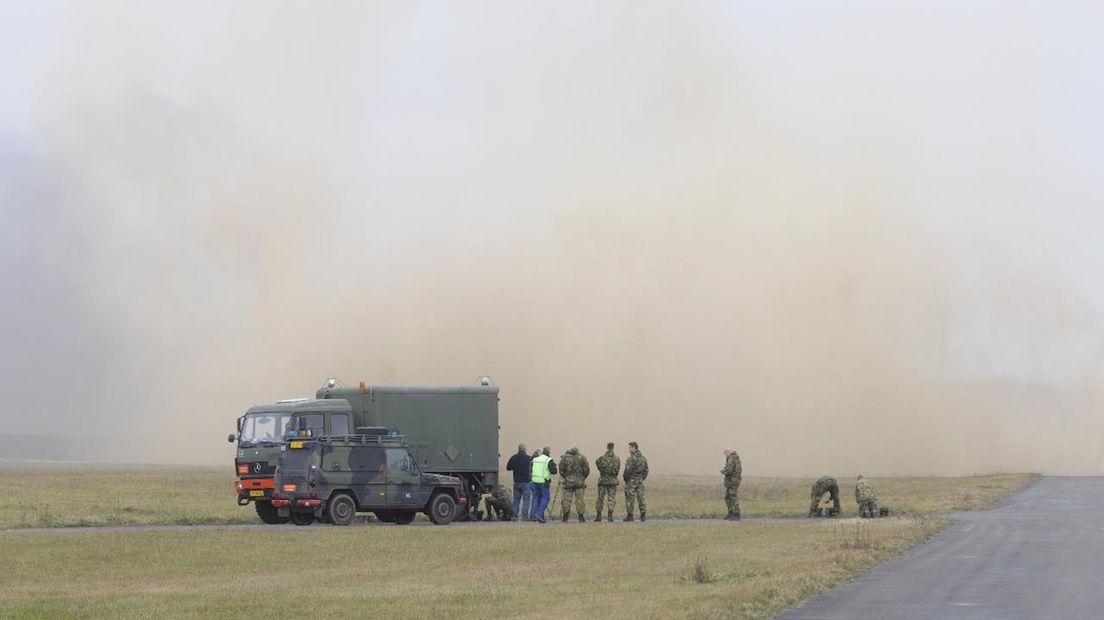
[721, 453, 742, 484]
[490, 485, 512, 507]
[855, 479, 876, 503]
[558, 448, 590, 489]
[623, 452, 649, 484]
[595, 450, 621, 486]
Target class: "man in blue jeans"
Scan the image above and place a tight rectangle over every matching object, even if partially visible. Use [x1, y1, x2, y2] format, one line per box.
[505, 443, 532, 522]
[529, 446, 557, 523]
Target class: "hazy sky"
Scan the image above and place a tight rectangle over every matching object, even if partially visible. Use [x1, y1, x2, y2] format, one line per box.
[1, 1, 1101, 474]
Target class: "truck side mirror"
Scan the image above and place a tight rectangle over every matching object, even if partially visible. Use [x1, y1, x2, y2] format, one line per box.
[227, 433, 237, 443]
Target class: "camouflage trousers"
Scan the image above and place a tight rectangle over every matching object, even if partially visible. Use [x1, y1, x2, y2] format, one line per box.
[595, 484, 618, 514]
[724, 480, 741, 513]
[858, 499, 879, 518]
[561, 486, 586, 517]
[624, 482, 646, 514]
[487, 499, 512, 521]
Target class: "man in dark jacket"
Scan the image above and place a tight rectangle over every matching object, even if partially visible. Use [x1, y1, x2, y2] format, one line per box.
[505, 444, 532, 522]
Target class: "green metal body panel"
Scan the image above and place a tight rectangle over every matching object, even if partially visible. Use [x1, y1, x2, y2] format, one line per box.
[315, 385, 500, 489]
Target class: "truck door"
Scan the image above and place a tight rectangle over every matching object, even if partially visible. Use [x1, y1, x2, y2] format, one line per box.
[386, 448, 424, 507]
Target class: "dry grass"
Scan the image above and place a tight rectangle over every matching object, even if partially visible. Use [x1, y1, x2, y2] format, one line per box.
[0, 468, 1036, 619]
[617, 473, 1038, 519]
[0, 517, 945, 620]
[0, 465, 1037, 529]
[0, 465, 255, 528]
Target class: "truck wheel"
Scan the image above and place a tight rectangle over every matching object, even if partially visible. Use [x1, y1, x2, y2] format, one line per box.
[328, 493, 356, 526]
[428, 493, 456, 525]
[392, 511, 415, 525]
[254, 500, 288, 525]
[290, 511, 314, 526]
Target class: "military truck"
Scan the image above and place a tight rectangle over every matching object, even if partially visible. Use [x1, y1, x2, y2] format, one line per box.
[230, 398, 354, 524]
[230, 378, 499, 523]
[315, 381, 499, 514]
[271, 432, 465, 525]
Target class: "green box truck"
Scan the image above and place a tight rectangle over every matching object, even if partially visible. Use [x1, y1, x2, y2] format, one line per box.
[230, 378, 499, 523]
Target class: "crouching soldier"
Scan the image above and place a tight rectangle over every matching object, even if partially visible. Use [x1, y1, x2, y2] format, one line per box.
[485, 484, 513, 521]
[809, 476, 841, 517]
[855, 475, 879, 518]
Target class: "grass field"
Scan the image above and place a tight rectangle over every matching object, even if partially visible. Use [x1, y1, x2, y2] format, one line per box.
[0, 465, 1037, 528]
[0, 467, 1037, 619]
[1, 517, 944, 619]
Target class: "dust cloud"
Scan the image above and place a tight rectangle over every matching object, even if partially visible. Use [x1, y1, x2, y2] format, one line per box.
[1, 2, 1102, 475]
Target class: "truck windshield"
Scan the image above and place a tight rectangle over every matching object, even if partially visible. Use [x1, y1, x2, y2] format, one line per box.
[240, 413, 292, 445]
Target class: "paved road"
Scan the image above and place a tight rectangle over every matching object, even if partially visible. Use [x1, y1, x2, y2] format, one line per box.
[780, 476, 1104, 619]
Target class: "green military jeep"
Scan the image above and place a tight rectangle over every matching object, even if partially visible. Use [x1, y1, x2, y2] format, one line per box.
[271, 432, 465, 526]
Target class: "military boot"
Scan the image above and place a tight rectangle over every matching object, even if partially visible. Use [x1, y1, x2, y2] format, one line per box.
[624, 513, 634, 522]
[724, 509, 735, 520]
[562, 512, 569, 523]
[640, 511, 646, 523]
[733, 508, 741, 521]
[607, 510, 613, 522]
[578, 514, 585, 523]
[594, 513, 602, 522]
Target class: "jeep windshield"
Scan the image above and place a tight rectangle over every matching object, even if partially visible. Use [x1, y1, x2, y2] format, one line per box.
[239, 412, 293, 447]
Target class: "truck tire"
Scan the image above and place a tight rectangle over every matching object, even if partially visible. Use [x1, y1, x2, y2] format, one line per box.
[428, 493, 456, 525]
[254, 500, 289, 525]
[392, 511, 416, 525]
[290, 511, 314, 526]
[328, 493, 356, 526]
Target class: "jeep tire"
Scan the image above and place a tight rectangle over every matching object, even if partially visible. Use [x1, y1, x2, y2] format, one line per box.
[255, 500, 289, 525]
[428, 493, 456, 525]
[328, 493, 356, 527]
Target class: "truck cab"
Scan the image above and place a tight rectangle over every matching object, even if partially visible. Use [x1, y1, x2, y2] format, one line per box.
[229, 399, 353, 524]
[271, 433, 465, 526]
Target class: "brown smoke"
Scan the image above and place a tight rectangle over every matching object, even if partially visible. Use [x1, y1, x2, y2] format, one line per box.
[1, 2, 1102, 474]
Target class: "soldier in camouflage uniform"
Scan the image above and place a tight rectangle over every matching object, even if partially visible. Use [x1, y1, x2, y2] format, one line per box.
[855, 475, 879, 518]
[721, 447, 742, 521]
[485, 484, 513, 521]
[594, 442, 620, 522]
[558, 444, 590, 522]
[809, 475, 841, 517]
[622, 441, 649, 522]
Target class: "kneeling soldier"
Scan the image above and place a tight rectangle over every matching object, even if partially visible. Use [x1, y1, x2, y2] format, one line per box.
[855, 475, 879, 518]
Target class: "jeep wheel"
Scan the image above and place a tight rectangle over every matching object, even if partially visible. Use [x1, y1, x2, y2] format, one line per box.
[328, 493, 356, 526]
[392, 511, 416, 525]
[428, 493, 456, 525]
[289, 511, 314, 526]
[254, 500, 289, 525]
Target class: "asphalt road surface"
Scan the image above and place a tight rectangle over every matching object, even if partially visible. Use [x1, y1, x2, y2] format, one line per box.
[780, 476, 1104, 619]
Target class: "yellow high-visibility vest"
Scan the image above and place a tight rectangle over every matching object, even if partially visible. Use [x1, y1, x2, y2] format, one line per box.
[531, 454, 551, 483]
